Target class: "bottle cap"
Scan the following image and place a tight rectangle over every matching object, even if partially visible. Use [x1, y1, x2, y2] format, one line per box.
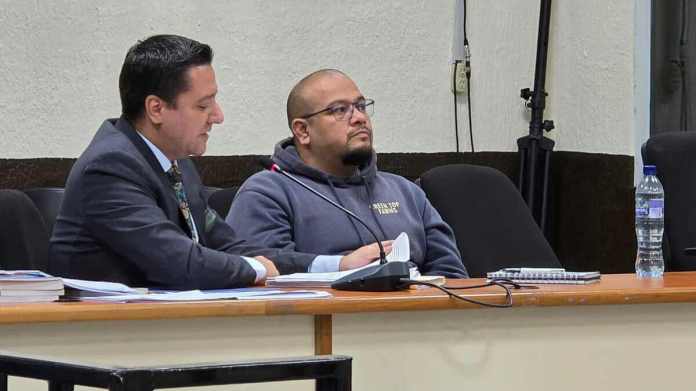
[643, 165, 657, 176]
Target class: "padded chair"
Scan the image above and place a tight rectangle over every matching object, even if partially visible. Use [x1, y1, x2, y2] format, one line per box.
[0, 189, 50, 271]
[23, 187, 64, 236]
[642, 131, 696, 271]
[203, 185, 222, 199]
[207, 186, 240, 218]
[420, 164, 561, 278]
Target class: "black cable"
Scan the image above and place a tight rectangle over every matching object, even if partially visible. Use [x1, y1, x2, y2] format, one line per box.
[680, 0, 689, 131]
[453, 62, 460, 152]
[466, 60, 474, 153]
[463, 0, 468, 44]
[400, 279, 517, 308]
[443, 278, 539, 290]
[463, 0, 475, 152]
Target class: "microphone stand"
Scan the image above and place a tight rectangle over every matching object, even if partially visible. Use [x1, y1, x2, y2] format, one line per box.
[517, 0, 555, 238]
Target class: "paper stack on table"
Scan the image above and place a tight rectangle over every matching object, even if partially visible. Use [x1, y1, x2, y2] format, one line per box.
[77, 288, 331, 302]
[0, 270, 64, 303]
[62, 278, 143, 298]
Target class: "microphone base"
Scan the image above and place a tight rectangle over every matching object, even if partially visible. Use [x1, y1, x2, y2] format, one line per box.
[331, 262, 410, 292]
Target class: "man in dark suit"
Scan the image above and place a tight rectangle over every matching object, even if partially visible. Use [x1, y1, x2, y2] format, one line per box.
[49, 34, 314, 289]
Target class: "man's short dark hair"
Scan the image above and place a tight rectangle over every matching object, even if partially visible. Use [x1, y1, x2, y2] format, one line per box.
[119, 34, 213, 121]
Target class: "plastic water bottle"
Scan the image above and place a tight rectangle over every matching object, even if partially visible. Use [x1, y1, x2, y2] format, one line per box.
[635, 165, 665, 278]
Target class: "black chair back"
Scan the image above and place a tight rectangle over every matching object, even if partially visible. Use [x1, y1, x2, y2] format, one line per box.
[23, 187, 64, 236]
[208, 187, 240, 218]
[420, 164, 561, 277]
[0, 190, 49, 271]
[642, 131, 696, 271]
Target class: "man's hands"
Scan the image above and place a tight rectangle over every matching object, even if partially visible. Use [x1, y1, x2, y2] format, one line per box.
[339, 241, 393, 271]
[253, 240, 394, 283]
[254, 256, 279, 284]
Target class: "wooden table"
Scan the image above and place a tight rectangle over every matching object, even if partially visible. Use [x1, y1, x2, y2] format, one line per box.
[2, 273, 696, 391]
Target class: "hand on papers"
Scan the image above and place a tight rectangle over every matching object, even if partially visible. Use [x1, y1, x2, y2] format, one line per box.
[339, 241, 393, 271]
[254, 256, 279, 283]
[268, 233, 415, 287]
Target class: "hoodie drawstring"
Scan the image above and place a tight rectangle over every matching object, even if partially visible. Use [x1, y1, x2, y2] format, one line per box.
[363, 176, 389, 241]
[326, 177, 368, 246]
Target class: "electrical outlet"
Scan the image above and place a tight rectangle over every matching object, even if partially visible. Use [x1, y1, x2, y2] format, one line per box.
[450, 62, 468, 94]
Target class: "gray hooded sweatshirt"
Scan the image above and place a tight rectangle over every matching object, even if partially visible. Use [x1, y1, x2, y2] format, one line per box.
[226, 138, 468, 278]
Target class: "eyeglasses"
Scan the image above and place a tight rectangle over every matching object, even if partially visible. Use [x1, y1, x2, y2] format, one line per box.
[301, 99, 375, 121]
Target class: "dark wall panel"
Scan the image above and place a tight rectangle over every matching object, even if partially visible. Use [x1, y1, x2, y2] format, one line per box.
[0, 152, 635, 274]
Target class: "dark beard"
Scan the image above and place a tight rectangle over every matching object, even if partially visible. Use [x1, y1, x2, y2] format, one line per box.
[341, 146, 373, 167]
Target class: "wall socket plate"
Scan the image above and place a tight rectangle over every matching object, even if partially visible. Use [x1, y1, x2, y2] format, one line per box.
[451, 62, 468, 94]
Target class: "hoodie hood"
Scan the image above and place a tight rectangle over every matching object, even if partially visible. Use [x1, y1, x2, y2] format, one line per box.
[271, 137, 378, 187]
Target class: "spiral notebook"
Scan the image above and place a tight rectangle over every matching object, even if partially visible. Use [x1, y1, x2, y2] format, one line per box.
[486, 268, 600, 284]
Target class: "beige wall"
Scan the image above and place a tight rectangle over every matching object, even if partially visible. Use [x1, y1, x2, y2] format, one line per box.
[0, 0, 639, 158]
[1, 302, 695, 391]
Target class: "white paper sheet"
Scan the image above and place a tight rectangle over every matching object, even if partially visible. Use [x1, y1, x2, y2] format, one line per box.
[79, 288, 331, 302]
[386, 232, 410, 262]
[62, 278, 139, 294]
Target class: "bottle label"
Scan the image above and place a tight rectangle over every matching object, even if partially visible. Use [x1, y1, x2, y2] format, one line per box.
[636, 206, 648, 218]
[648, 199, 664, 218]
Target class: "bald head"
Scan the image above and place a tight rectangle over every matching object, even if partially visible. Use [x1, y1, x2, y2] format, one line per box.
[284, 69, 373, 177]
[286, 69, 350, 129]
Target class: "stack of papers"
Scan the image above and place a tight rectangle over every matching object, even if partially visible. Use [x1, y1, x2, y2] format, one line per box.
[59, 278, 330, 302]
[487, 268, 600, 284]
[77, 288, 331, 302]
[267, 270, 352, 288]
[62, 278, 142, 298]
[0, 272, 332, 303]
[0, 270, 64, 303]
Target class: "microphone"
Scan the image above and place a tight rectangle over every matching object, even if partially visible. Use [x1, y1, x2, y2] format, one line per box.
[260, 157, 386, 264]
[258, 157, 409, 291]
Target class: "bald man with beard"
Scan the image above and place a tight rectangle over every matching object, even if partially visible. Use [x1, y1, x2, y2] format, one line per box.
[226, 69, 468, 278]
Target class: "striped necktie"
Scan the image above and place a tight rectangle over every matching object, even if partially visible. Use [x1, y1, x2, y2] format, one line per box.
[166, 161, 200, 243]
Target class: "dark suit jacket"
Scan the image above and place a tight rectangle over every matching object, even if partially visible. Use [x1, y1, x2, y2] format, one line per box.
[48, 118, 314, 289]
